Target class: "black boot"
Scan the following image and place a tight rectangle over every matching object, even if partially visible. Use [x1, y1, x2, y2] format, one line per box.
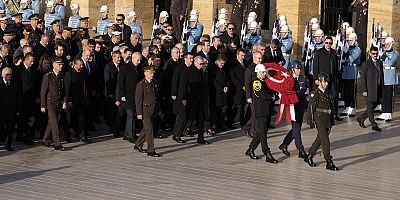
[245, 148, 259, 160]
[298, 149, 307, 159]
[265, 152, 278, 163]
[279, 144, 290, 156]
[326, 159, 339, 171]
[307, 154, 317, 167]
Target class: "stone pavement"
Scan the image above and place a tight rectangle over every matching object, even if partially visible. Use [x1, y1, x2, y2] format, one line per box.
[1, 101, 400, 199]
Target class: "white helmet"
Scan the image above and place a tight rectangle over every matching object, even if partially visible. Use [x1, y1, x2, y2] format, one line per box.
[310, 17, 319, 24]
[218, 13, 227, 20]
[189, 14, 198, 21]
[218, 19, 226, 26]
[100, 5, 108, 13]
[160, 11, 169, 18]
[381, 31, 389, 39]
[385, 37, 395, 45]
[348, 32, 357, 40]
[21, 0, 28, 4]
[279, 20, 287, 27]
[46, 0, 54, 7]
[70, 3, 79, 10]
[314, 29, 324, 37]
[311, 23, 319, 31]
[341, 22, 350, 30]
[346, 27, 355, 35]
[279, 15, 286, 21]
[280, 25, 289, 33]
[249, 21, 258, 30]
[219, 8, 227, 15]
[128, 11, 137, 18]
[255, 64, 266, 72]
[248, 12, 257, 19]
[247, 16, 256, 24]
[190, 9, 199, 16]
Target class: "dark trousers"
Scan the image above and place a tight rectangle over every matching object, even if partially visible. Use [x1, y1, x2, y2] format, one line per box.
[215, 105, 228, 130]
[243, 103, 256, 134]
[19, 112, 35, 142]
[125, 109, 136, 138]
[282, 113, 305, 150]
[172, 14, 182, 40]
[173, 112, 187, 138]
[249, 116, 271, 154]
[43, 107, 62, 147]
[66, 108, 85, 138]
[136, 116, 154, 153]
[381, 85, 394, 113]
[359, 101, 379, 127]
[308, 125, 332, 160]
[342, 79, 356, 108]
[233, 103, 247, 127]
[0, 120, 14, 148]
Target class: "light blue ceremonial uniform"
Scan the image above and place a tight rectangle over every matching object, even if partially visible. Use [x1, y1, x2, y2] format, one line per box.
[186, 22, 203, 52]
[44, 12, 60, 34]
[281, 36, 294, 70]
[20, 8, 33, 21]
[31, 0, 41, 14]
[342, 45, 362, 80]
[68, 14, 81, 28]
[308, 41, 324, 75]
[54, 4, 65, 19]
[382, 49, 400, 85]
[96, 18, 112, 36]
[0, 1, 4, 10]
[244, 33, 262, 60]
[130, 22, 142, 41]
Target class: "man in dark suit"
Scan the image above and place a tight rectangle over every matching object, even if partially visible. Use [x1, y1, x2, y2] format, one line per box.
[357, 47, 383, 132]
[81, 48, 97, 134]
[104, 51, 122, 136]
[197, 40, 215, 65]
[40, 57, 68, 151]
[33, 34, 50, 66]
[116, 52, 141, 142]
[170, 0, 188, 40]
[230, 48, 247, 130]
[116, 14, 132, 46]
[134, 66, 161, 157]
[0, 67, 19, 151]
[171, 52, 193, 143]
[264, 39, 285, 66]
[219, 23, 240, 46]
[0, 44, 11, 70]
[64, 58, 90, 143]
[313, 36, 342, 121]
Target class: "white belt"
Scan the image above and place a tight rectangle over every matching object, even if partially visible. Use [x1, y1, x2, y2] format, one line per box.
[282, 53, 290, 56]
[384, 66, 396, 70]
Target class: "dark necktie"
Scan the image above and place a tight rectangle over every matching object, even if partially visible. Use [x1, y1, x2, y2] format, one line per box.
[86, 62, 90, 75]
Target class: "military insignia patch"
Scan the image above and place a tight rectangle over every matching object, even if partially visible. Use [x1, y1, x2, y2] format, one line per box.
[253, 80, 261, 92]
[310, 93, 315, 97]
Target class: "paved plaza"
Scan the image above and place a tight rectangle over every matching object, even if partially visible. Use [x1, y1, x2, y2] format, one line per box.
[1, 100, 400, 199]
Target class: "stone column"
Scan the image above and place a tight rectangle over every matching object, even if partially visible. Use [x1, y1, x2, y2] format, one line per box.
[192, 0, 218, 36]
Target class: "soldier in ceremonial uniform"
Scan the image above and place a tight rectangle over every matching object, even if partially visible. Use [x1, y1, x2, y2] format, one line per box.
[31, 0, 41, 14]
[134, 66, 161, 157]
[44, 1, 60, 34]
[40, 57, 69, 151]
[27, 14, 42, 45]
[245, 0, 265, 27]
[306, 72, 339, 171]
[280, 25, 293, 70]
[127, 11, 142, 42]
[54, 0, 65, 20]
[278, 60, 309, 161]
[243, 21, 261, 57]
[11, 13, 25, 41]
[20, 0, 33, 21]
[245, 64, 278, 164]
[96, 5, 113, 36]
[183, 10, 203, 53]
[376, 37, 399, 121]
[68, 3, 81, 29]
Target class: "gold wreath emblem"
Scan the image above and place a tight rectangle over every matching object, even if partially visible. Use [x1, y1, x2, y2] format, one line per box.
[253, 80, 262, 92]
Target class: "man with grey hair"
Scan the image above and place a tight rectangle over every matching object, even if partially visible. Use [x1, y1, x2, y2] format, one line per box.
[13, 39, 29, 65]
[0, 44, 10, 69]
[0, 67, 19, 151]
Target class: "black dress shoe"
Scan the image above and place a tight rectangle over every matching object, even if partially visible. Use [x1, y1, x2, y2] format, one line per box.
[6, 146, 13, 151]
[123, 136, 129, 140]
[372, 125, 382, 132]
[24, 139, 34, 145]
[134, 145, 147, 153]
[307, 154, 317, 167]
[357, 117, 366, 128]
[147, 152, 161, 157]
[66, 138, 73, 143]
[334, 115, 343, 121]
[197, 138, 210, 145]
[326, 159, 339, 171]
[113, 133, 121, 138]
[42, 141, 52, 148]
[81, 137, 92, 143]
[298, 149, 307, 159]
[265, 152, 278, 163]
[128, 138, 136, 143]
[245, 148, 259, 160]
[184, 130, 195, 137]
[172, 137, 185, 143]
[279, 144, 290, 156]
[54, 145, 70, 151]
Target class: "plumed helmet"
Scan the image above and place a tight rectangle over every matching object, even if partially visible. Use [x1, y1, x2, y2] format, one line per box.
[348, 32, 357, 40]
[314, 29, 324, 37]
[280, 25, 289, 33]
[100, 5, 108, 13]
[310, 17, 319, 24]
[381, 31, 389, 39]
[311, 23, 319, 31]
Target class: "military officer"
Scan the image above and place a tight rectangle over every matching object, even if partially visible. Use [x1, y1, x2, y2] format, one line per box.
[376, 37, 399, 121]
[340, 32, 362, 117]
[245, 64, 278, 164]
[134, 66, 161, 157]
[183, 10, 203, 52]
[95, 5, 113, 36]
[68, 3, 81, 29]
[306, 72, 339, 171]
[40, 57, 69, 151]
[278, 60, 309, 161]
[280, 25, 293, 70]
[26, 14, 42, 45]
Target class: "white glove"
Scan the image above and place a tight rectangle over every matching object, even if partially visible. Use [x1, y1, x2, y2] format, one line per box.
[152, 24, 158, 29]
[342, 44, 349, 53]
[183, 28, 188, 34]
[308, 45, 315, 52]
[240, 29, 246, 35]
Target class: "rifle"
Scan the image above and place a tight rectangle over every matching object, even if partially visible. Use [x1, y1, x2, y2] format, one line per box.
[376, 22, 381, 47]
[151, 5, 159, 43]
[337, 15, 346, 72]
[180, 7, 189, 43]
[303, 23, 313, 71]
[272, 13, 280, 39]
[240, 5, 248, 48]
[211, 6, 219, 37]
[370, 18, 376, 48]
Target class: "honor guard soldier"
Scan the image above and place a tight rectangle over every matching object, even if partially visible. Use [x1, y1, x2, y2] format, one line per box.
[376, 37, 399, 121]
[246, 0, 265, 27]
[340, 32, 362, 117]
[306, 28, 324, 79]
[31, 0, 41, 14]
[68, 3, 81, 29]
[243, 21, 261, 58]
[53, 0, 65, 20]
[280, 25, 293, 70]
[378, 31, 389, 57]
[183, 10, 203, 52]
[134, 66, 161, 157]
[279, 60, 309, 161]
[245, 64, 278, 164]
[306, 72, 339, 171]
[44, 1, 60, 34]
[20, 0, 33, 21]
[95, 5, 113, 36]
[128, 11, 142, 41]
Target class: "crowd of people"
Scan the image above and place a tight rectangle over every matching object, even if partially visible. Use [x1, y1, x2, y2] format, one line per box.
[0, 0, 398, 170]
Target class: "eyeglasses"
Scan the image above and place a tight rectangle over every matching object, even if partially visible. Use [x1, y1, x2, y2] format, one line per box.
[116, 19, 123, 21]
[228, 28, 234, 30]
[325, 42, 333, 44]
[167, 29, 173, 31]
[199, 63, 205, 65]
[371, 53, 378, 55]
